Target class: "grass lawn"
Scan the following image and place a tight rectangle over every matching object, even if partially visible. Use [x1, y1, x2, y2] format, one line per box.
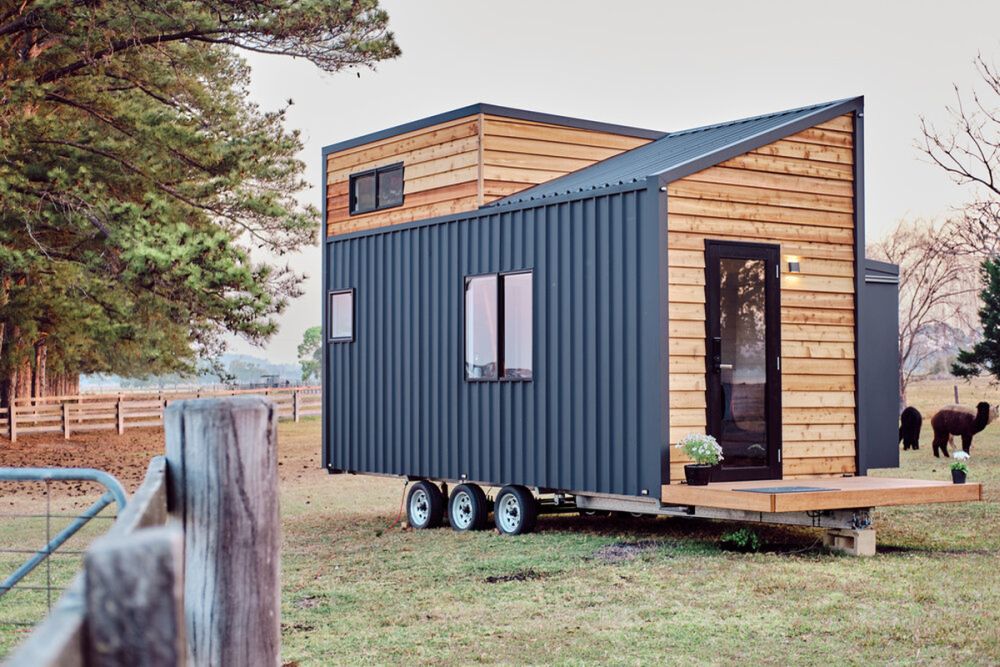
[4, 377, 1000, 664]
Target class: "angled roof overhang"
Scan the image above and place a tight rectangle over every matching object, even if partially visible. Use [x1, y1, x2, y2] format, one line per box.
[487, 97, 864, 208]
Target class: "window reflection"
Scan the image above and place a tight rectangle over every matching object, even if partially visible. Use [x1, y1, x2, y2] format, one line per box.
[329, 290, 354, 341]
[465, 276, 498, 379]
[503, 272, 532, 379]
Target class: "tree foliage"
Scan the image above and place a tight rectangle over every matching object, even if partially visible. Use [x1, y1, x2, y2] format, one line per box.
[0, 0, 399, 400]
[297, 325, 321, 383]
[952, 259, 1000, 380]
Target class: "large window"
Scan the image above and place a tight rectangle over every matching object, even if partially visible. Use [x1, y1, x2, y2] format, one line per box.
[502, 272, 533, 380]
[349, 163, 403, 215]
[464, 271, 533, 381]
[465, 276, 498, 379]
[328, 289, 354, 342]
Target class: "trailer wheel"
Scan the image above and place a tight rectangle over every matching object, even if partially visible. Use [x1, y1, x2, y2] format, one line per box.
[448, 484, 488, 531]
[406, 481, 444, 529]
[494, 485, 538, 535]
[580, 510, 613, 518]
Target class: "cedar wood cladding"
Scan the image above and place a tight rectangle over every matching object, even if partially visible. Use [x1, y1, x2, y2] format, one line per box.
[324, 113, 653, 236]
[666, 114, 857, 482]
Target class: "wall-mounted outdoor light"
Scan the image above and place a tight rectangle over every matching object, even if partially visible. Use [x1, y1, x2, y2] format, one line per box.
[786, 256, 801, 273]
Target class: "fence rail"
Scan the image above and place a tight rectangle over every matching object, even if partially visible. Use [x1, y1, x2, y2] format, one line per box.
[6, 397, 281, 666]
[1, 385, 320, 442]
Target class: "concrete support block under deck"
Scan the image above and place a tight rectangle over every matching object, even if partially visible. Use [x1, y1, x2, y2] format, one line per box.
[824, 528, 876, 557]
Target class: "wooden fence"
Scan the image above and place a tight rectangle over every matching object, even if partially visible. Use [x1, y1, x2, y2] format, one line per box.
[0, 385, 320, 442]
[6, 397, 281, 666]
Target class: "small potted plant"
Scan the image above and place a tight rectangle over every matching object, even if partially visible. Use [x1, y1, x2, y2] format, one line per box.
[676, 433, 724, 485]
[950, 451, 970, 484]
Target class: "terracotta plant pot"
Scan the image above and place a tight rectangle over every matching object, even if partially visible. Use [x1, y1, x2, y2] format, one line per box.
[684, 463, 714, 486]
[952, 468, 967, 484]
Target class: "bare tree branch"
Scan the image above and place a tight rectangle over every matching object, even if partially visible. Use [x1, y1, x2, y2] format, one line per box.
[868, 220, 979, 406]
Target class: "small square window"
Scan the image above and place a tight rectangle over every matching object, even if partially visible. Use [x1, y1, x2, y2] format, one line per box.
[349, 163, 403, 215]
[329, 289, 354, 342]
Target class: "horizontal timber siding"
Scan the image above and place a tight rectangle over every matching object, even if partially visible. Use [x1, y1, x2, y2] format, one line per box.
[326, 115, 482, 236]
[326, 113, 654, 237]
[666, 114, 857, 483]
[481, 115, 652, 204]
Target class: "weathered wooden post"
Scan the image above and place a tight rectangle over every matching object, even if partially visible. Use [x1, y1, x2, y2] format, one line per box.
[116, 395, 125, 434]
[164, 397, 280, 666]
[62, 402, 70, 439]
[84, 526, 186, 666]
[9, 402, 16, 443]
[293, 390, 300, 423]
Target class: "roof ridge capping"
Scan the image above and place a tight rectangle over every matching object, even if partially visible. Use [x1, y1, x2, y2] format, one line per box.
[663, 96, 860, 140]
[321, 103, 666, 156]
[486, 96, 863, 208]
[647, 96, 862, 179]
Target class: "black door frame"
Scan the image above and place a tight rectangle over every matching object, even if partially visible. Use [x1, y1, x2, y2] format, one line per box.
[704, 240, 783, 482]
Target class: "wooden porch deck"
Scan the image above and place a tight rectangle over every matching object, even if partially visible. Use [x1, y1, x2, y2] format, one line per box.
[660, 477, 982, 513]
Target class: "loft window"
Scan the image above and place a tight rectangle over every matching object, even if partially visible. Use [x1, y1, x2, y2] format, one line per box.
[464, 271, 533, 381]
[328, 289, 354, 342]
[349, 163, 403, 214]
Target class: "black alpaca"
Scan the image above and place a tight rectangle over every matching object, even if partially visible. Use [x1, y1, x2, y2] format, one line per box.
[899, 406, 922, 450]
[930, 401, 999, 458]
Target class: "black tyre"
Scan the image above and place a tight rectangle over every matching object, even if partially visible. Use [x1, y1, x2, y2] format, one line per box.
[448, 484, 489, 531]
[493, 485, 538, 535]
[406, 480, 445, 529]
[580, 510, 613, 518]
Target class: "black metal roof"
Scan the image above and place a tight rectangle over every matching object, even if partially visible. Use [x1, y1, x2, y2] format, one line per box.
[321, 103, 665, 156]
[489, 97, 863, 207]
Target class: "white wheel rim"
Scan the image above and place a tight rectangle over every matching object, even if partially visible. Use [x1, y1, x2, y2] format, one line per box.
[452, 491, 475, 530]
[410, 488, 430, 526]
[498, 493, 522, 533]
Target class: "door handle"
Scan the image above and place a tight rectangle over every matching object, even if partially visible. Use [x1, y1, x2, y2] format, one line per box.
[710, 337, 732, 373]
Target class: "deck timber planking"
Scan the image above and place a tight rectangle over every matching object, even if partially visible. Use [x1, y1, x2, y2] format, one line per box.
[660, 476, 982, 513]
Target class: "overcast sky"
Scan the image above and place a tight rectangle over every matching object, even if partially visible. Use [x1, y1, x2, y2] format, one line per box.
[229, 0, 1000, 364]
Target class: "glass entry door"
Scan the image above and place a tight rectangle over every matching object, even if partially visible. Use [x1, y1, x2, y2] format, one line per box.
[705, 241, 782, 482]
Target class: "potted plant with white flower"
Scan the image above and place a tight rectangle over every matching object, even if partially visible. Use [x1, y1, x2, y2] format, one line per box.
[676, 433, 724, 485]
[950, 451, 970, 484]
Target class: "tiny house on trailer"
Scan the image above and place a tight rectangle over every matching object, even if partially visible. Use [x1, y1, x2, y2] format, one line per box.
[322, 99, 980, 554]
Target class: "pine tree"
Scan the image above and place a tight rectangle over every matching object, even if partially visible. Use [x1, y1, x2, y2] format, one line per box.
[953, 258, 1000, 380]
[0, 1, 399, 402]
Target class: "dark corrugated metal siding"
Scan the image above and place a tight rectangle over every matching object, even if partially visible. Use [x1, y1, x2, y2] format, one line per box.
[857, 259, 900, 472]
[326, 184, 665, 498]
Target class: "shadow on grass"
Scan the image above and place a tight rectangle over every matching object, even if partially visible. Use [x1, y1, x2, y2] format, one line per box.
[527, 512, 837, 557]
